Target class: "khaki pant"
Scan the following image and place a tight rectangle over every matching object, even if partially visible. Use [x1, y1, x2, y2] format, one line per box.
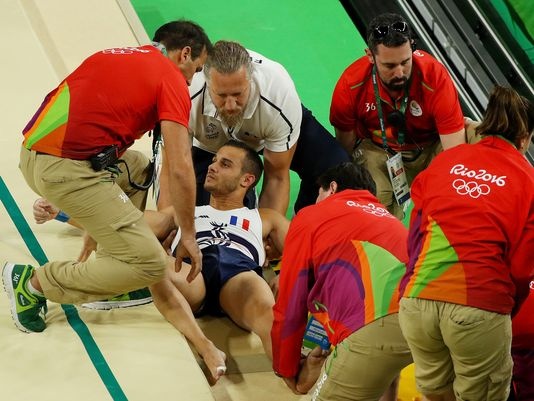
[312, 313, 413, 401]
[19, 146, 167, 304]
[398, 298, 512, 400]
[353, 140, 440, 219]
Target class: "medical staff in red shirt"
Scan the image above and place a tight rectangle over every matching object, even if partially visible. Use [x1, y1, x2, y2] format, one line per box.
[3, 20, 212, 334]
[399, 86, 534, 401]
[272, 162, 412, 400]
[330, 13, 465, 219]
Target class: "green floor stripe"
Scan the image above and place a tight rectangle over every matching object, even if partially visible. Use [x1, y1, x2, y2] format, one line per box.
[61, 304, 128, 401]
[0, 177, 128, 401]
[0, 179, 48, 266]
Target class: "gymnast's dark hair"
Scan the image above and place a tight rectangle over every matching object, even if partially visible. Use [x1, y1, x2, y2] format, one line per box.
[222, 140, 263, 188]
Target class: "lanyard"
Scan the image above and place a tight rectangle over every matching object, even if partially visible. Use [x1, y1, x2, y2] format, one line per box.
[372, 65, 409, 149]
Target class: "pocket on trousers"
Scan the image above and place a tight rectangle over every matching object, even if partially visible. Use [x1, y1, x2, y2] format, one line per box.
[40, 158, 93, 184]
[41, 175, 71, 184]
[109, 209, 143, 231]
[486, 354, 512, 401]
[346, 341, 373, 355]
[107, 209, 151, 263]
[449, 305, 487, 328]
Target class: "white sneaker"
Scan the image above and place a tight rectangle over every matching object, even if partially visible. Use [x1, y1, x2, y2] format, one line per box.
[81, 288, 152, 310]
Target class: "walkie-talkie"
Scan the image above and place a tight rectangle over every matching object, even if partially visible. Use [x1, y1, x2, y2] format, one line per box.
[90, 145, 119, 171]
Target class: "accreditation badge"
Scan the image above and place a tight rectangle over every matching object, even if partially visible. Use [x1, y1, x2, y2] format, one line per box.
[386, 152, 410, 205]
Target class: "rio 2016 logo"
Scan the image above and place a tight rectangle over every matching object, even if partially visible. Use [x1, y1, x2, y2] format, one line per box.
[346, 201, 395, 218]
[449, 164, 506, 186]
[449, 164, 507, 198]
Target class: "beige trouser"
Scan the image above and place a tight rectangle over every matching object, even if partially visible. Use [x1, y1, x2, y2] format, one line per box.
[398, 298, 512, 400]
[312, 313, 413, 401]
[353, 139, 440, 219]
[19, 146, 167, 304]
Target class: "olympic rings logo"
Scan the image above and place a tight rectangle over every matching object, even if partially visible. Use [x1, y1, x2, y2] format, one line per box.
[452, 179, 491, 198]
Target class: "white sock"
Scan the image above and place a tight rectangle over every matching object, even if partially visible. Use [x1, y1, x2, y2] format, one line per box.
[27, 279, 45, 298]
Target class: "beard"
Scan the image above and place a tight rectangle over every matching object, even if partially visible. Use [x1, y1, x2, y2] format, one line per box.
[383, 77, 408, 92]
[219, 109, 244, 128]
[204, 176, 240, 196]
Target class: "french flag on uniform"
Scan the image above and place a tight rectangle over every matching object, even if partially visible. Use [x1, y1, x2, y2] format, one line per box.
[229, 215, 250, 231]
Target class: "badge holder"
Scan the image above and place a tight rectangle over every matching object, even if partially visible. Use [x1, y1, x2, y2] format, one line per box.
[386, 152, 410, 205]
[372, 65, 411, 206]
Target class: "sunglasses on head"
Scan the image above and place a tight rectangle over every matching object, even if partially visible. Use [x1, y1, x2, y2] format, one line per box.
[373, 21, 408, 38]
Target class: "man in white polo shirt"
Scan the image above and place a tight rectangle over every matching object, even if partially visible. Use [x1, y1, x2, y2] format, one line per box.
[159, 40, 349, 215]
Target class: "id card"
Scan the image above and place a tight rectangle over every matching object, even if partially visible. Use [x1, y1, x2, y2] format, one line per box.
[386, 152, 410, 205]
[301, 315, 331, 356]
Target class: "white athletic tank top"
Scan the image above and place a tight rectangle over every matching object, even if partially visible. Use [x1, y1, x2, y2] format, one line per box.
[171, 205, 265, 266]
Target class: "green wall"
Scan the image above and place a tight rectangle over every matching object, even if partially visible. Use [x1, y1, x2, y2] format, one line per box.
[131, 0, 366, 215]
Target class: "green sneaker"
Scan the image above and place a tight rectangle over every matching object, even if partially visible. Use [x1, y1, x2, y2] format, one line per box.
[81, 287, 152, 310]
[2, 263, 47, 333]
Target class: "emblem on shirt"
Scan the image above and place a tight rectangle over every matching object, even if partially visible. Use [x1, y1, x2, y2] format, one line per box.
[206, 123, 220, 140]
[345, 201, 395, 219]
[450, 164, 507, 186]
[452, 179, 491, 199]
[449, 163, 507, 198]
[198, 222, 231, 248]
[409, 100, 422, 117]
[229, 215, 250, 231]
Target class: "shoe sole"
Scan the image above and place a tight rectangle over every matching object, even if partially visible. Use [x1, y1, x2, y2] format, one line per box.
[80, 297, 153, 310]
[2, 262, 32, 333]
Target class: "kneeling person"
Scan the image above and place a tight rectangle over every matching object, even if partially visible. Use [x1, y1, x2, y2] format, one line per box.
[272, 162, 413, 400]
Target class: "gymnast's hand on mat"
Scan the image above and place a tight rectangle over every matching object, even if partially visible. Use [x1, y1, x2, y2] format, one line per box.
[77, 232, 97, 262]
[33, 198, 59, 224]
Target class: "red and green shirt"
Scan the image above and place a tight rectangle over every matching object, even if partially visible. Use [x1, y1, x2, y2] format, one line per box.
[23, 45, 190, 159]
[272, 190, 408, 377]
[400, 136, 534, 314]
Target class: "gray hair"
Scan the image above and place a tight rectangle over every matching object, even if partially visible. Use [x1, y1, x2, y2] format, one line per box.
[204, 40, 253, 80]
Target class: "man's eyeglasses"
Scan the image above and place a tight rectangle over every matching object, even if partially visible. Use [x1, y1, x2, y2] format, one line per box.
[373, 21, 408, 39]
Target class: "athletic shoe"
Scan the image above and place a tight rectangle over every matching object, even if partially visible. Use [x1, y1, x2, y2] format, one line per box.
[2, 263, 47, 333]
[81, 287, 152, 310]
